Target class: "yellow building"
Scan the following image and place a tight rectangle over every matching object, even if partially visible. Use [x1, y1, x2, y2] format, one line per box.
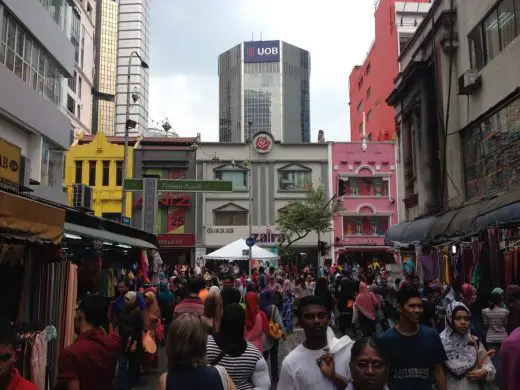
[65, 132, 135, 220]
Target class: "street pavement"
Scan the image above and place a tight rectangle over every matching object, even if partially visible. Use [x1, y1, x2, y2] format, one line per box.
[136, 329, 305, 390]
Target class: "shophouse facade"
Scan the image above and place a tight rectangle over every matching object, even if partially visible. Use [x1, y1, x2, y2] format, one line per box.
[195, 138, 331, 264]
[386, 0, 520, 245]
[132, 136, 199, 265]
[331, 141, 399, 265]
[65, 131, 136, 219]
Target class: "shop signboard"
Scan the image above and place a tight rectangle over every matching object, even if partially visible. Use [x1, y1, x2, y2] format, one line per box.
[157, 233, 195, 248]
[0, 138, 21, 189]
[123, 179, 233, 192]
[340, 236, 384, 246]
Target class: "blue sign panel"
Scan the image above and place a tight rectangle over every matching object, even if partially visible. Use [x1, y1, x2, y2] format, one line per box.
[244, 40, 280, 63]
[246, 237, 256, 247]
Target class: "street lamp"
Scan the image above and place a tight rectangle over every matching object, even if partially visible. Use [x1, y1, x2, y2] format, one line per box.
[247, 121, 253, 272]
[121, 51, 149, 219]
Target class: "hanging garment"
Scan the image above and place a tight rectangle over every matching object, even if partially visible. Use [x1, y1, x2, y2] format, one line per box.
[30, 330, 48, 390]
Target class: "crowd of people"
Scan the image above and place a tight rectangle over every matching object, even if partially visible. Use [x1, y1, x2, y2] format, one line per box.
[1, 261, 520, 390]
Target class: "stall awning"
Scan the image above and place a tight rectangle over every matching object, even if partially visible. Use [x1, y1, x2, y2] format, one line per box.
[0, 191, 65, 245]
[64, 222, 157, 249]
[475, 189, 520, 231]
[385, 216, 437, 246]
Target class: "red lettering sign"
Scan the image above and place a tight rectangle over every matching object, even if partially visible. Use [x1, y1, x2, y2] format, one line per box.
[157, 233, 195, 248]
[133, 193, 191, 208]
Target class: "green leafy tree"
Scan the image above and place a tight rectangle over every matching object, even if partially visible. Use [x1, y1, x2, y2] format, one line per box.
[275, 185, 343, 253]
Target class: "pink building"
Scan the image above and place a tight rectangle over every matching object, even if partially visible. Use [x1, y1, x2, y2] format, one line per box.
[331, 141, 399, 266]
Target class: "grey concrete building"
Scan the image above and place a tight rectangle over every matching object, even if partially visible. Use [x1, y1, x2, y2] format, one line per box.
[386, 0, 520, 243]
[0, 0, 74, 204]
[219, 40, 311, 143]
[195, 138, 330, 263]
[132, 136, 199, 265]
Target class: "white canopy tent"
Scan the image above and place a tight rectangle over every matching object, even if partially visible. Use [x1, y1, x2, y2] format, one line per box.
[203, 238, 277, 261]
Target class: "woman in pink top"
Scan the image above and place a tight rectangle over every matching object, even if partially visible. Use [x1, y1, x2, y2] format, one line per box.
[244, 292, 270, 352]
[354, 281, 381, 337]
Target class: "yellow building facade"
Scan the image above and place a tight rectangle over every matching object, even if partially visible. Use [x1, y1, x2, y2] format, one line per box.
[65, 132, 133, 220]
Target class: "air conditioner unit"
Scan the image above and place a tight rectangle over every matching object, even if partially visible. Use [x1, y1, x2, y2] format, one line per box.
[458, 70, 482, 95]
[72, 184, 93, 210]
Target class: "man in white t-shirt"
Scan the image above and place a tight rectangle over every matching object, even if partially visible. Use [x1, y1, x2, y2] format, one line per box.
[278, 295, 354, 390]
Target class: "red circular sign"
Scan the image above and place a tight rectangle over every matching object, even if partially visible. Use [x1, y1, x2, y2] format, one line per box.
[253, 133, 273, 154]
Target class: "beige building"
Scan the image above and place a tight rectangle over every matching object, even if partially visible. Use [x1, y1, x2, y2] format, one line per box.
[66, 0, 96, 135]
[386, 0, 520, 243]
[195, 138, 332, 261]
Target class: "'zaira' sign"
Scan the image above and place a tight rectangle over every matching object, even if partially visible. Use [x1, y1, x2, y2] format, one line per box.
[244, 40, 280, 63]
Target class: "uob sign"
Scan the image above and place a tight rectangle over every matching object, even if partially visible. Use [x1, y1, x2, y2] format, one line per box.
[244, 40, 280, 63]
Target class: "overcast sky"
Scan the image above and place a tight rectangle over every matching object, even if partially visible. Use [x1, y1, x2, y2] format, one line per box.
[148, 0, 376, 142]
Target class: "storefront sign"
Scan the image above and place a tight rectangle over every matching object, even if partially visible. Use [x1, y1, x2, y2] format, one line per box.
[158, 233, 195, 248]
[0, 138, 21, 188]
[251, 232, 285, 244]
[340, 236, 381, 246]
[207, 227, 235, 234]
[133, 193, 191, 208]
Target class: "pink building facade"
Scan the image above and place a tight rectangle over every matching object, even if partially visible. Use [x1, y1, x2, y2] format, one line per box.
[331, 141, 399, 265]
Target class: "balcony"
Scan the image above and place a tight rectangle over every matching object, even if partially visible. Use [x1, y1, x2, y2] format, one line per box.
[339, 177, 389, 198]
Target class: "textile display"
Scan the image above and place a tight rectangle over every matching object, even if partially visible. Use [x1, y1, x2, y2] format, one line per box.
[16, 260, 78, 388]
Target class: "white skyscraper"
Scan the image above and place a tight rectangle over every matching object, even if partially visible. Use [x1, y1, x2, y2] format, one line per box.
[115, 0, 150, 136]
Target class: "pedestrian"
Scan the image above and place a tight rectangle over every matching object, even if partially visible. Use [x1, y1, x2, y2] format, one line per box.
[353, 281, 380, 337]
[207, 304, 270, 390]
[57, 294, 120, 389]
[0, 326, 37, 389]
[117, 291, 144, 390]
[482, 290, 509, 380]
[500, 325, 520, 390]
[111, 281, 145, 327]
[202, 286, 223, 334]
[314, 277, 335, 316]
[221, 274, 242, 308]
[377, 285, 447, 390]
[282, 279, 295, 333]
[505, 285, 520, 334]
[157, 281, 175, 340]
[318, 337, 390, 390]
[277, 295, 354, 390]
[143, 291, 161, 368]
[244, 292, 270, 353]
[440, 301, 495, 390]
[159, 313, 236, 390]
[259, 286, 284, 385]
[174, 277, 205, 317]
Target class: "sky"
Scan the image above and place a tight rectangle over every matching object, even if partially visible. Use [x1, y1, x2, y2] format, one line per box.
[148, 0, 377, 142]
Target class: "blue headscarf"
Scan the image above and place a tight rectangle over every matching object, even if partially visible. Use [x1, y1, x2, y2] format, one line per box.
[157, 282, 174, 307]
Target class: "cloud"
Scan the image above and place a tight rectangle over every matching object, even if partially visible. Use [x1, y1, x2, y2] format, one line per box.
[149, 0, 376, 142]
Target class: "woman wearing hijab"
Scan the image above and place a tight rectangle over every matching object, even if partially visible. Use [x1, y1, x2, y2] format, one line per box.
[143, 291, 161, 368]
[282, 279, 295, 333]
[353, 281, 381, 337]
[157, 282, 175, 339]
[202, 287, 224, 334]
[440, 301, 495, 390]
[244, 292, 270, 353]
[206, 304, 271, 390]
[118, 291, 144, 390]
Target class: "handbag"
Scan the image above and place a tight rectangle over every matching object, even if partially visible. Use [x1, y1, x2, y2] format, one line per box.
[268, 307, 284, 340]
[471, 335, 496, 390]
[142, 331, 157, 354]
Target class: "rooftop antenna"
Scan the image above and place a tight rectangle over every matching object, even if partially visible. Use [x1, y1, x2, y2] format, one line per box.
[251, 32, 254, 41]
[260, 31, 263, 40]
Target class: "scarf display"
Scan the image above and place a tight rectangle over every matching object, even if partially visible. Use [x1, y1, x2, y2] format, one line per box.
[440, 301, 477, 377]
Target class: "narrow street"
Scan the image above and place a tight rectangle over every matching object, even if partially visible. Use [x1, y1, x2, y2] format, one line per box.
[136, 329, 305, 389]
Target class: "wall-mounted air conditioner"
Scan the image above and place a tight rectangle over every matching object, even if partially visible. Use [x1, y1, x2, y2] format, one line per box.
[458, 70, 482, 95]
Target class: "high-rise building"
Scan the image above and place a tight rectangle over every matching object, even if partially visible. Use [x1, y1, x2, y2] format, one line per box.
[115, 0, 151, 136]
[92, 0, 118, 135]
[348, 0, 432, 141]
[0, 0, 74, 204]
[66, 0, 96, 135]
[219, 40, 310, 143]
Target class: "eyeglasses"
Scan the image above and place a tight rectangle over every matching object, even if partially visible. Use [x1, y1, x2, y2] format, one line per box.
[302, 312, 328, 320]
[354, 360, 386, 371]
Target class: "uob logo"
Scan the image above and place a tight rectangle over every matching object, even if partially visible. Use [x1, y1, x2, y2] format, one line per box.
[247, 46, 279, 57]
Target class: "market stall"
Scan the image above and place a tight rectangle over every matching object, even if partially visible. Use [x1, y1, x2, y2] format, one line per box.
[203, 238, 278, 274]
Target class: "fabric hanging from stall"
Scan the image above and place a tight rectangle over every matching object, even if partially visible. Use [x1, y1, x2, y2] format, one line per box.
[488, 228, 501, 286]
